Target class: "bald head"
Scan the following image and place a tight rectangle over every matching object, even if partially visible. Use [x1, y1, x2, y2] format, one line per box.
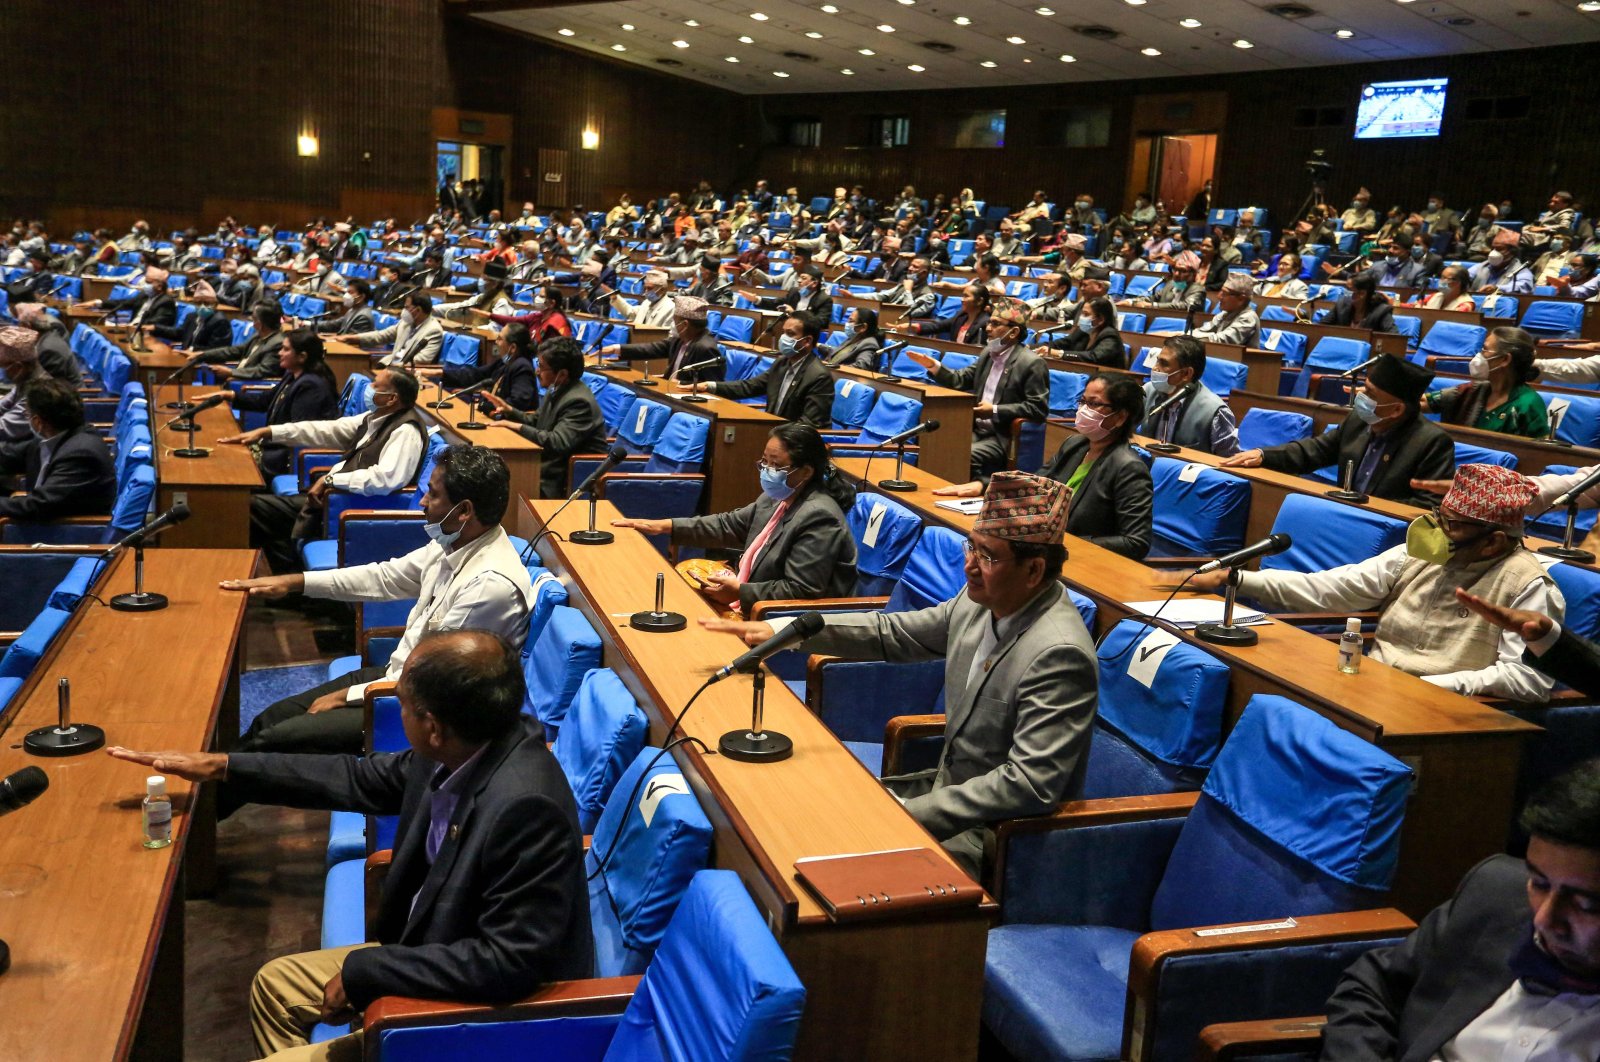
[399, 630, 525, 746]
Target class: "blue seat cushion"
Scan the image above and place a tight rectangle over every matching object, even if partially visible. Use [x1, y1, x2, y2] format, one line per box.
[984, 924, 1138, 1062]
[271, 473, 299, 495]
[326, 811, 365, 868]
[327, 655, 362, 682]
[843, 740, 883, 777]
[321, 858, 366, 949]
[299, 539, 339, 572]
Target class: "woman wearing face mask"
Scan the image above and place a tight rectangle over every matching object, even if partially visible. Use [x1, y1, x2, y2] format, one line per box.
[487, 283, 573, 342]
[1075, 296, 1128, 369]
[203, 329, 341, 476]
[612, 423, 858, 614]
[933, 374, 1153, 559]
[1327, 273, 1397, 332]
[824, 308, 883, 371]
[422, 321, 539, 415]
[1413, 265, 1477, 312]
[1252, 252, 1309, 300]
[1423, 326, 1548, 439]
[905, 283, 992, 343]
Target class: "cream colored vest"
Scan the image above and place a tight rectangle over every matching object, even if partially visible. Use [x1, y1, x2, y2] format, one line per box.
[1373, 548, 1552, 679]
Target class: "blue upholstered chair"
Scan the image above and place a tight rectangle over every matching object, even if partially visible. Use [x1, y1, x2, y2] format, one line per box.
[524, 604, 604, 735]
[1146, 458, 1251, 559]
[983, 695, 1415, 1062]
[842, 492, 925, 596]
[1289, 338, 1370, 400]
[1237, 408, 1313, 451]
[1258, 493, 1408, 576]
[552, 668, 649, 834]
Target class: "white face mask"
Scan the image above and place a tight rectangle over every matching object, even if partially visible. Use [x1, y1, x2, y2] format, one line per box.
[531, 296, 547, 311]
[1487, 251, 1506, 267]
[343, 293, 356, 307]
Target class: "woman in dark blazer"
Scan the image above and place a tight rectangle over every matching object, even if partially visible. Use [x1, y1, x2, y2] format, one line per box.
[210, 329, 340, 476]
[426, 321, 539, 414]
[612, 423, 859, 613]
[905, 283, 992, 345]
[825, 307, 884, 371]
[1078, 296, 1129, 369]
[1327, 272, 1398, 333]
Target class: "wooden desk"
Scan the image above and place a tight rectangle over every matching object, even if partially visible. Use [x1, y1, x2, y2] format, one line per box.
[830, 366, 975, 484]
[416, 405, 543, 506]
[322, 338, 376, 391]
[149, 386, 264, 549]
[0, 549, 253, 1062]
[588, 367, 782, 515]
[525, 499, 991, 1062]
[831, 458, 1539, 918]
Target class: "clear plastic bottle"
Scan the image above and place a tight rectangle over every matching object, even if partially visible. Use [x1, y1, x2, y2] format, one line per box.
[142, 775, 172, 849]
[1338, 618, 1363, 675]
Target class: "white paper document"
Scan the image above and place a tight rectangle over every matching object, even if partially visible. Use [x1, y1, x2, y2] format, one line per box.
[934, 498, 984, 515]
[1122, 598, 1270, 629]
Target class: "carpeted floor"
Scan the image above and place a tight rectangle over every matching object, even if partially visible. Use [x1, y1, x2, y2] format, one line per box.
[238, 663, 331, 734]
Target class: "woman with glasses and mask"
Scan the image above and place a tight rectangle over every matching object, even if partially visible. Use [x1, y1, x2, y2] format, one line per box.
[824, 307, 884, 371]
[611, 423, 858, 614]
[933, 373, 1153, 560]
[487, 283, 573, 343]
[1423, 326, 1548, 439]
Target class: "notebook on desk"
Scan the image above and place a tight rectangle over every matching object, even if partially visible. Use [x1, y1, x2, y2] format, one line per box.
[794, 847, 980, 923]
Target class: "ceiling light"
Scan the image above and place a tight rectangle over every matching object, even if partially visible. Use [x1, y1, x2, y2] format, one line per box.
[684, 18, 699, 25]
[980, 59, 997, 67]
[739, 35, 754, 43]
[1233, 38, 1254, 47]
[1141, 46, 1162, 55]
[953, 15, 972, 25]
[725, 55, 740, 62]
[877, 24, 896, 32]
[1006, 35, 1026, 44]
[611, 43, 626, 51]
[1125, 0, 1148, 5]
[1395, 0, 1415, 4]
[1334, 28, 1355, 37]
[821, 3, 838, 10]
[898, 0, 917, 5]
[841, 67, 854, 74]
[1035, 5, 1055, 13]
[621, 23, 634, 31]
[1179, 18, 1202, 27]
[859, 47, 876, 54]
[672, 39, 690, 47]
[1580, 1, 1600, 10]
[558, 27, 574, 36]
[806, 31, 824, 38]
[1059, 53, 1076, 62]
[750, 12, 769, 21]
[1023, 57, 1032, 63]
[908, 63, 926, 71]
[774, 70, 789, 76]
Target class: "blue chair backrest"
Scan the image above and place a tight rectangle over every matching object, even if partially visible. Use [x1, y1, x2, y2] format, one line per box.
[1543, 392, 1600, 448]
[1087, 619, 1231, 798]
[587, 748, 714, 976]
[642, 412, 709, 474]
[1048, 370, 1088, 416]
[1260, 328, 1309, 367]
[889, 348, 932, 381]
[1417, 321, 1487, 360]
[1237, 408, 1313, 451]
[1200, 358, 1249, 397]
[886, 525, 966, 612]
[582, 371, 611, 395]
[723, 349, 766, 381]
[0, 554, 88, 632]
[1260, 305, 1298, 323]
[1454, 440, 1517, 470]
[1548, 561, 1600, 642]
[110, 463, 157, 535]
[1292, 337, 1371, 399]
[339, 373, 372, 417]
[1261, 493, 1408, 574]
[1473, 294, 1518, 319]
[597, 387, 639, 433]
[1125, 275, 1161, 298]
[847, 493, 925, 595]
[940, 351, 978, 375]
[441, 331, 479, 367]
[617, 398, 673, 452]
[0, 606, 72, 679]
[1150, 695, 1412, 929]
[1149, 458, 1251, 556]
[103, 351, 133, 396]
[1148, 315, 1187, 333]
[1116, 311, 1147, 333]
[858, 390, 924, 445]
[831, 377, 876, 429]
[553, 668, 649, 834]
[715, 315, 755, 344]
[230, 318, 255, 344]
[601, 870, 806, 1062]
[1520, 300, 1584, 338]
[1392, 314, 1423, 349]
[523, 604, 603, 730]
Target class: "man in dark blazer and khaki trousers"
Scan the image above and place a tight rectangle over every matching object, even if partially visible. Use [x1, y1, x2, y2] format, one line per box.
[696, 310, 835, 427]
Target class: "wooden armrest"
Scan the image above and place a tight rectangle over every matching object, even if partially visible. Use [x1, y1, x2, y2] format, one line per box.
[882, 713, 949, 776]
[1272, 610, 1381, 624]
[802, 653, 840, 713]
[16, 514, 112, 526]
[749, 596, 889, 621]
[995, 791, 1201, 847]
[0, 632, 22, 647]
[361, 975, 642, 1054]
[337, 508, 425, 531]
[1198, 1017, 1327, 1060]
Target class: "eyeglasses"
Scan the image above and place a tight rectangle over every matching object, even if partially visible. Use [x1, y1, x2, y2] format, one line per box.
[1430, 507, 1494, 536]
[1080, 396, 1116, 413]
[756, 460, 793, 475]
[963, 539, 1007, 567]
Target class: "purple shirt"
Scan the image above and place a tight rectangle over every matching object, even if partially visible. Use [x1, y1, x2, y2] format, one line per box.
[425, 744, 489, 863]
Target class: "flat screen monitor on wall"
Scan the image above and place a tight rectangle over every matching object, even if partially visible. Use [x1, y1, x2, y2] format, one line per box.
[1354, 78, 1448, 139]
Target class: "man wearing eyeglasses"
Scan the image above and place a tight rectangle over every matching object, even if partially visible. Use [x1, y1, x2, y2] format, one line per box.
[701, 471, 1098, 878]
[1187, 464, 1563, 701]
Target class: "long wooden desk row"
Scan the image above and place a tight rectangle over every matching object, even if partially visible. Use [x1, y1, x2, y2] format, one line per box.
[828, 458, 1536, 921]
[0, 549, 253, 1062]
[521, 498, 990, 1062]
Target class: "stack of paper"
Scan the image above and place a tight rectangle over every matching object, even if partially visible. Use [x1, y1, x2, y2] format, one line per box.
[1122, 599, 1269, 629]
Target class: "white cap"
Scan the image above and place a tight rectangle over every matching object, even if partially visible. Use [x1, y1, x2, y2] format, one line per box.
[147, 775, 167, 795]
[1345, 618, 1362, 634]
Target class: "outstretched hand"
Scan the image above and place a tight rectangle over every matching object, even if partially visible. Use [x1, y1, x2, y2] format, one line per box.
[1455, 588, 1555, 645]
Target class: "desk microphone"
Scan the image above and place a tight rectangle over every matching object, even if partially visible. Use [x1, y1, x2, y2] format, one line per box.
[878, 418, 940, 449]
[164, 392, 227, 431]
[1334, 354, 1384, 380]
[103, 501, 192, 610]
[0, 764, 48, 975]
[673, 358, 721, 401]
[524, 445, 630, 558]
[1142, 382, 1196, 454]
[875, 339, 909, 378]
[714, 612, 825, 762]
[711, 612, 824, 685]
[1550, 465, 1600, 511]
[1195, 533, 1292, 575]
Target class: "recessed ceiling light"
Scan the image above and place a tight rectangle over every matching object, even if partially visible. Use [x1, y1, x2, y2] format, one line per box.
[1179, 17, 1203, 27]
[841, 67, 854, 74]
[725, 55, 740, 62]
[1233, 38, 1254, 48]
[1023, 57, 1032, 63]
[739, 35, 754, 43]
[1125, 0, 1148, 6]
[821, 3, 838, 10]
[621, 23, 634, 31]
[750, 12, 769, 20]
[1334, 28, 1355, 37]
[1141, 46, 1162, 55]
[672, 39, 690, 47]
[1036, 5, 1056, 13]
[1395, 0, 1415, 4]
[684, 18, 699, 26]
[773, 70, 789, 76]
[558, 27, 574, 36]
[806, 31, 824, 38]
[877, 24, 896, 32]
[1006, 35, 1026, 44]
[980, 59, 997, 67]
[953, 15, 972, 25]
[1580, 1, 1600, 10]
[611, 43, 626, 51]
[907, 63, 925, 70]
[898, 0, 917, 6]
[1059, 53, 1076, 62]
[859, 47, 876, 54]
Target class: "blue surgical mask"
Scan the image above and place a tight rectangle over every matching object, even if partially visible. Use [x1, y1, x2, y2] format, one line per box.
[777, 334, 803, 357]
[1173, 280, 1189, 292]
[1149, 370, 1172, 395]
[1410, 245, 1425, 259]
[197, 305, 214, 318]
[424, 501, 465, 549]
[1352, 391, 1382, 425]
[759, 465, 796, 501]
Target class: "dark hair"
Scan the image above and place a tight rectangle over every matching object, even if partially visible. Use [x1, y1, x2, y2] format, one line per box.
[540, 285, 567, 311]
[1008, 540, 1069, 581]
[1090, 372, 1146, 445]
[1491, 326, 1539, 384]
[1441, 265, 1469, 288]
[967, 284, 994, 312]
[405, 291, 434, 315]
[539, 335, 584, 379]
[501, 322, 534, 361]
[381, 367, 420, 408]
[1350, 272, 1378, 297]
[1162, 334, 1207, 377]
[798, 265, 823, 283]
[768, 422, 854, 510]
[285, 329, 336, 389]
[435, 442, 511, 524]
[851, 307, 881, 339]
[400, 630, 524, 744]
[1086, 296, 1117, 332]
[698, 255, 720, 273]
[791, 309, 824, 341]
[976, 252, 1000, 276]
[1520, 758, 1600, 850]
[254, 302, 282, 330]
[24, 378, 84, 433]
[347, 278, 371, 301]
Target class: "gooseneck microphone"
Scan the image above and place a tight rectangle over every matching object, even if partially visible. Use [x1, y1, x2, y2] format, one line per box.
[1195, 533, 1292, 575]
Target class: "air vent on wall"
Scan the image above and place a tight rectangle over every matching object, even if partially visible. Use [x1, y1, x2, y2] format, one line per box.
[920, 40, 958, 53]
[1266, 4, 1316, 18]
[1074, 25, 1120, 40]
[654, 58, 683, 66]
[1444, 15, 1475, 24]
[780, 50, 818, 62]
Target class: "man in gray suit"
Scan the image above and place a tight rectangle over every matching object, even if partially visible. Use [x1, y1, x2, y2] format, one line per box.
[703, 470, 1098, 876]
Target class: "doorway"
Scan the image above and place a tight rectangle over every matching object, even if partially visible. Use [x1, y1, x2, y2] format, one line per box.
[435, 141, 505, 221]
[1131, 133, 1218, 217]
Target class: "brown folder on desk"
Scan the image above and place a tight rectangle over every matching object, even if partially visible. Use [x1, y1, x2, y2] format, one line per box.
[794, 847, 979, 923]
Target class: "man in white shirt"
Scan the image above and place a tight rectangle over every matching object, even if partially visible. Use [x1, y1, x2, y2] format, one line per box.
[218, 445, 534, 771]
[1189, 463, 1563, 701]
[609, 270, 677, 329]
[1322, 760, 1600, 1060]
[340, 291, 444, 367]
[228, 367, 429, 572]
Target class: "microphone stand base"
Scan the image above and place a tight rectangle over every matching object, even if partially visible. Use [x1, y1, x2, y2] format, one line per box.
[455, 421, 489, 431]
[678, 395, 710, 403]
[163, 401, 196, 412]
[1324, 489, 1369, 504]
[0, 938, 8, 976]
[634, 379, 660, 387]
[569, 529, 615, 546]
[111, 591, 169, 612]
[630, 610, 687, 633]
[171, 448, 210, 459]
[718, 729, 793, 763]
[1145, 443, 1181, 454]
[1539, 545, 1597, 563]
[427, 401, 454, 409]
[878, 478, 917, 493]
[1194, 622, 1259, 648]
[24, 722, 106, 757]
